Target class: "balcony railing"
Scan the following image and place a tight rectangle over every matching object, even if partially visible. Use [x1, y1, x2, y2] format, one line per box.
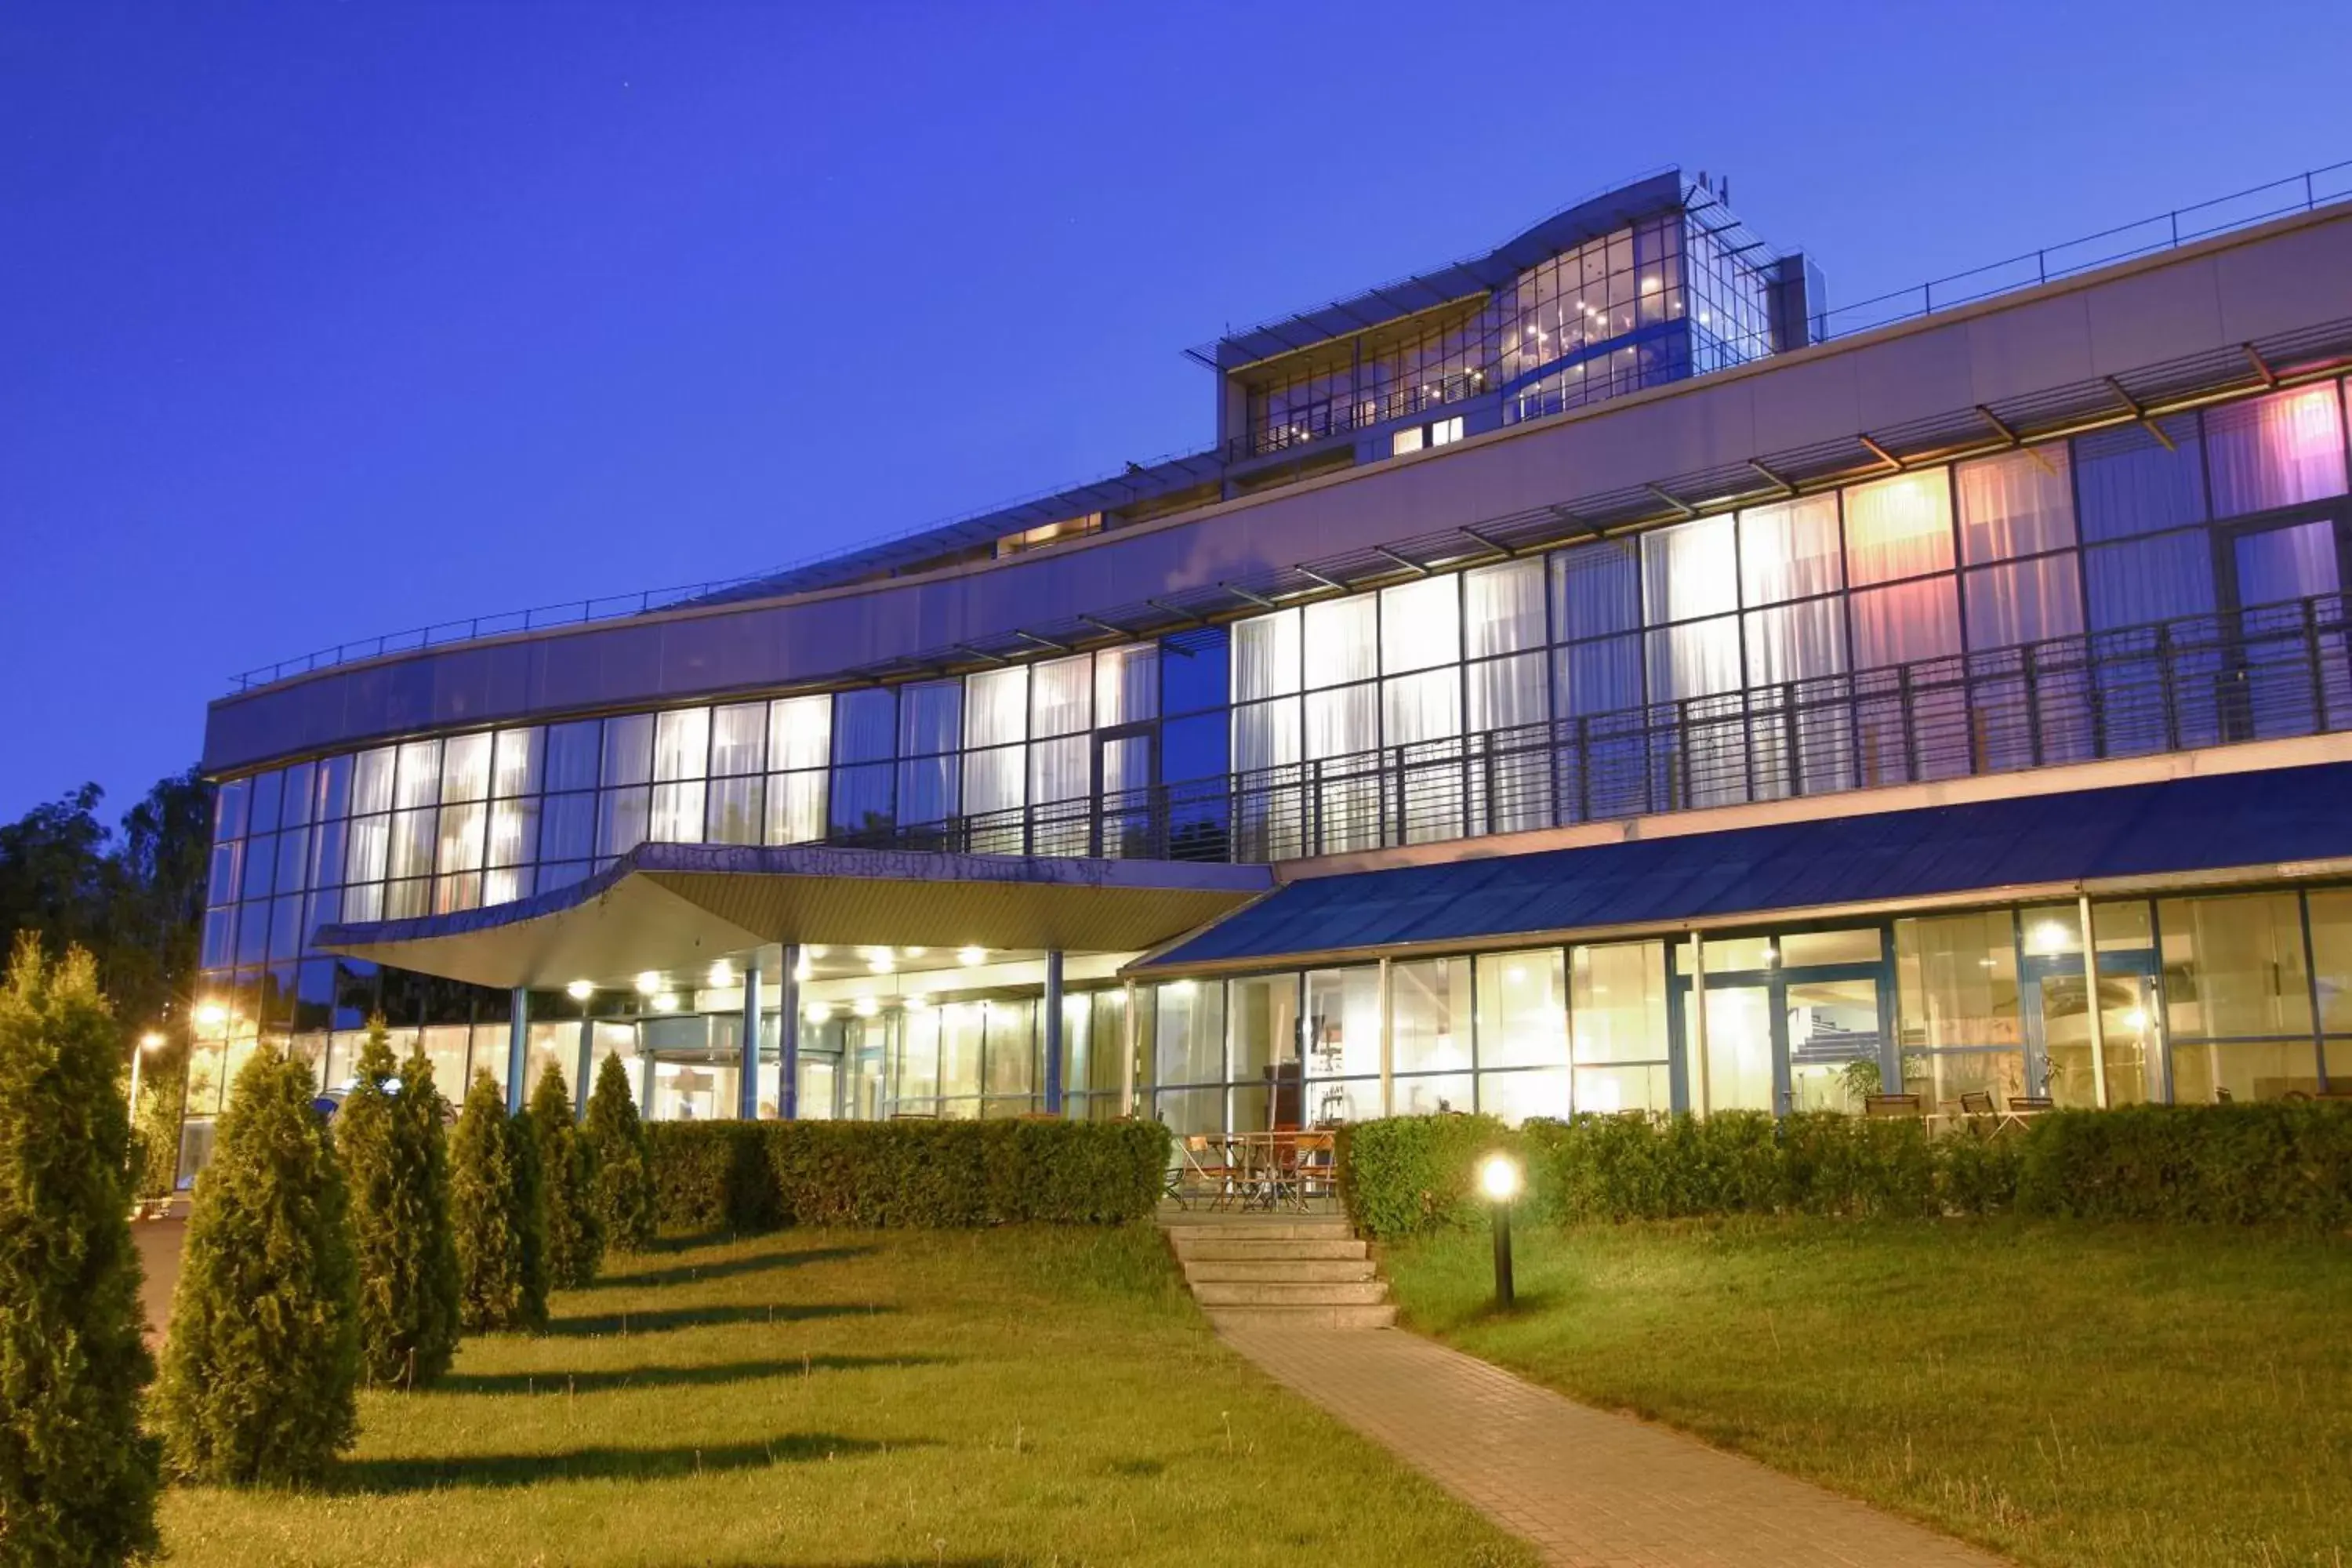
[829, 592, 2352, 866]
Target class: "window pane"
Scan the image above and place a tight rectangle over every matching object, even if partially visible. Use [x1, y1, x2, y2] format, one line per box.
[1095, 644, 1158, 726]
[601, 714, 653, 788]
[1304, 684, 1375, 759]
[1030, 655, 1091, 739]
[1380, 577, 1461, 674]
[1895, 912, 2021, 1050]
[1552, 538, 1639, 637]
[1957, 447, 2075, 564]
[1646, 615, 1740, 699]
[768, 695, 830, 771]
[1571, 942, 1668, 1065]
[1965, 555, 2084, 648]
[1479, 1067, 1570, 1125]
[2206, 386, 2347, 515]
[1382, 668, 1461, 746]
[1233, 608, 1301, 700]
[485, 798, 539, 868]
[1849, 578, 1961, 669]
[490, 728, 542, 798]
[1844, 472, 1956, 586]
[1738, 494, 1842, 605]
[1154, 981, 1224, 1085]
[1392, 958, 1472, 1075]
[2235, 520, 2339, 608]
[1642, 515, 1738, 624]
[596, 786, 649, 858]
[653, 709, 710, 782]
[435, 801, 485, 875]
[440, 732, 492, 804]
[351, 748, 396, 817]
[710, 703, 767, 777]
[897, 682, 960, 757]
[766, 772, 826, 845]
[1465, 558, 1546, 657]
[2085, 534, 2215, 629]
[650, 782, 706, 844]
[543, 721, 601, 793]
[965, 667, 1027, 750]
[1305, 597, 1377, 688]
[1744, 600, 1845, 685]
[1557, 636, 1642, 714]
[1475, 949, 1566, 1069]
[2307, 891, 2352, 1033]
[2157, 893, 2313, 1040]
[539, 793, 594, 862]
[394, 741, 441, 811]
[2074, 416, 2205, 540]
[830, 690, 894, 766]
[1303, 967, 1381, 1086]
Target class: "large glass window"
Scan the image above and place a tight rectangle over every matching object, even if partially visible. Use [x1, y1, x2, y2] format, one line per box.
[1570, 940, 1670, 1112]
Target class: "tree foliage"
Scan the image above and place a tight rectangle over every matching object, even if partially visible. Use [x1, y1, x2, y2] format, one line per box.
[154, 1043, 360, 1486]
[582, 1052, 655, 1251]
[449, 1073, 546, 1333]
[528, 1063, 603, 1289]
[339, 1018, 462, 1387]
[0, 935, 160, 1566]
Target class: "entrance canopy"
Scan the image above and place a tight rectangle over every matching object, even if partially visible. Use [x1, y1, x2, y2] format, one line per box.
[317, 840, 1273, 991]
[1134, 760, 2352, 976]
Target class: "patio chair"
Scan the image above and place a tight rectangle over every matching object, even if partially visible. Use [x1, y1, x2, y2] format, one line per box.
[1958, 1091, 1995, 1117]
[1864, 1093, 1924, 1118]
[1171, 1134, 1237, 1211]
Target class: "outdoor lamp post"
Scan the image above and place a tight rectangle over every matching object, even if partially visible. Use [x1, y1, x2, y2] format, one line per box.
[1479, 1151, 1521, 1308]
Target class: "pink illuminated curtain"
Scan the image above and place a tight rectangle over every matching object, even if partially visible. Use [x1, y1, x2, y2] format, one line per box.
[2206, 387, 2348, 515]
[1844, 473, 1956, 586]
[1956, 447, 2075, 563]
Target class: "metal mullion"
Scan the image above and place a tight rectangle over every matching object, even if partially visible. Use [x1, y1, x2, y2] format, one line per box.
[2299, 891, 2330, 1092]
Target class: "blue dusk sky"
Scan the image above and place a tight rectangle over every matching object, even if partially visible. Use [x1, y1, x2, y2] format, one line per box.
[4, 1, 2350, 820]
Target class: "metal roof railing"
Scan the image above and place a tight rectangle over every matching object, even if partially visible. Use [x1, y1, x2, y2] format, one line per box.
[225, 158, 2352, 695]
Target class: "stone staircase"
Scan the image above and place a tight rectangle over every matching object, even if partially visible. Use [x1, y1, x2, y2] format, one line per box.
[1160, 1208, 1396, 1330]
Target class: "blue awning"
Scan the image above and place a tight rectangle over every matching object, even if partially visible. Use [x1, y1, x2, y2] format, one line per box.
[1134, 760, 2352, 975]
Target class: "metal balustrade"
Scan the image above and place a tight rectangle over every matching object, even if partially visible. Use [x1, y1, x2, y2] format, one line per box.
[824, 593, 2352, 866]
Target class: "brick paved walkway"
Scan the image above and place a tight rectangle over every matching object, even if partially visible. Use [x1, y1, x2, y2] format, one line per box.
[1221, 1325, 2007, 1568]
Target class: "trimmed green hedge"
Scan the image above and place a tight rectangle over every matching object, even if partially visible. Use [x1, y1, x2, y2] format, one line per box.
[647, 1118, 1171, 1234]
[1341, 1102, 2352, 1238]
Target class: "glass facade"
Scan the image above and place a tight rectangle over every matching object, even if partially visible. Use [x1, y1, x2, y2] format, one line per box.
[1238, 210, 1773, 456]
[189, 378, 2352, 1146]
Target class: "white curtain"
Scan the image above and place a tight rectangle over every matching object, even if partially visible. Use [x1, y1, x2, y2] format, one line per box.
[1957, 447, 2076, 564]
[1642, 515, 1737, 623]
[705, 776, 760, 844]
[1844, 472, 1956, 586]
[1379, 576, 1460, 673]
[2074, 417, 2206, 540]
[394, 740, 442, 811]
[1095, 644, 1157, 727]
[1465, 559, 1546, 657]
[768, 695, 833, 771]
[650, 781, 705, 844]
[764, 773, 826, 846]
[1965, 557, 2085, 648]
[1305, 684, 1377, 757]
[1744, 600, 1846, 685]
[490, 728, 541, 799]
[1304, 597, 1377, 688]
[435, 801, 485, 874]
[1381, 668, 1461, 745]
[2206, 387, 2348, 514]
[351, 747, 396, 817]
[1849, 579, 1962, 668]
[709, 703, 767, 777]
[343, 810, 389, 887]
[963, 668, 1028, 819]
[1232, 608, 1301, 700]
[1029, 738, 1088, 807]
[1646, 617, 1741, 699]
[1739, 495, 1842, 604]
[439, 732, 492, 804]
[1552, 538, 1640, 637]
[601, 714, 653, 788]
[1029, 654, 1091, 738]
[653, 708, 709, 782]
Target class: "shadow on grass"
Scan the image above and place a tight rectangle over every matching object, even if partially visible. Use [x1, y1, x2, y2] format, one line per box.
[337, 1433, 936, 1493]
[550, 1301, 893, 1337]
[604, 1244, 879, 1290]
[434, 1352, 956, 1396]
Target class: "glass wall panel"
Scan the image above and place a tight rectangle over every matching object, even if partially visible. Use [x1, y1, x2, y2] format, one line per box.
[1570, 940, 1671, 1113]
[2074, 417, 2205, 540]
[1465, 559, 1546, 656]
[1552, 537, 1639, 637]
[1957, 447, 2074, 564]
[1228, 975, 1299, 1131]
[2157, 893, 2314, 1040]
[1474, 949, 1566, 1069]
[1380, 577, 1461, 674]
[1391, 958, 1472, 1076]
[1153, 981, 1224, 1088]
[1302, 966, 1380, 1125]
[2205, 386, 2348, 514]
[1738, 495, 1842, 604]
[1843, 472, 1955, 586]
[1700, 985, 1773, 1112]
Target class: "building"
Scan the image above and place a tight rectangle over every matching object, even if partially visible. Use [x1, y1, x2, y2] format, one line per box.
[185, 166, 2352, 1172]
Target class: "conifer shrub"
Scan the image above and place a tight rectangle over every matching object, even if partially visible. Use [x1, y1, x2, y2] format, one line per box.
[338, 1018, 462, 1388]
[0, 936, 160, 1563]
[154, 1042, 360, 1486]
[528, 1063, 603, 1288]
[583, 1053, 655, 1251]
[449, 1072, 547, 1332]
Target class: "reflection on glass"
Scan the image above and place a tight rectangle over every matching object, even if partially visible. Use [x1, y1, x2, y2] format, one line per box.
[1785, 978, 1879, 1112]
[1701, 985, 1773, 1112]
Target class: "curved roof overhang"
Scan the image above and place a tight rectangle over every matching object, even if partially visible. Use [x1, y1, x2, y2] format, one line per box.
[316, 841, 1273, 992]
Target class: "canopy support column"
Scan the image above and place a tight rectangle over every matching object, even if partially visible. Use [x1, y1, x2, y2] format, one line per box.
[505, 987, 528, 1114]
[1043, 950, 1065, 1116]
[779, 943, 801, 1120]
[739, 963, 763, 1120]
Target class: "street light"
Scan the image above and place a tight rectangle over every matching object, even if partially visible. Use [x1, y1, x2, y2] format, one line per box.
[1479, 1152, 1522, 1308]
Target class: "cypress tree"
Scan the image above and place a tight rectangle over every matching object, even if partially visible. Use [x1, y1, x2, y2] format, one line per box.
[0, 936, 160, 1566]
[339, 1018, 461, 1388]
[449, 1072, 546, 1332]
[528, 1063, 603, 1289]
[583, 1051, 655, 1250]
[154, 1041, 360, 1486]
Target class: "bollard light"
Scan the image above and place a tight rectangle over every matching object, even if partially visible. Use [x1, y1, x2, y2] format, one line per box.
[1479, 1152, 1521, 1307]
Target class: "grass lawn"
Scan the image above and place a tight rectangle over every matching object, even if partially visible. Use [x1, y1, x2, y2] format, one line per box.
[161, 1225, 1534, 1567]
[1382, 1218, 2352, 1568]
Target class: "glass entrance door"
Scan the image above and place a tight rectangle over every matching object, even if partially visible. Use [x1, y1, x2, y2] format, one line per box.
[1671, 929, 1890, 1116]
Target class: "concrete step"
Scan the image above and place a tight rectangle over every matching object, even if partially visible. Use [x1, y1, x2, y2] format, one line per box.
[1190, 1279, 1391, 1308]
[1181, 1258, 1377, 1285]
[1173, 1237, 1369, 1262]
[1206, 1302, 1399, 1330]
[1163, 1218, 1356, 1245]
